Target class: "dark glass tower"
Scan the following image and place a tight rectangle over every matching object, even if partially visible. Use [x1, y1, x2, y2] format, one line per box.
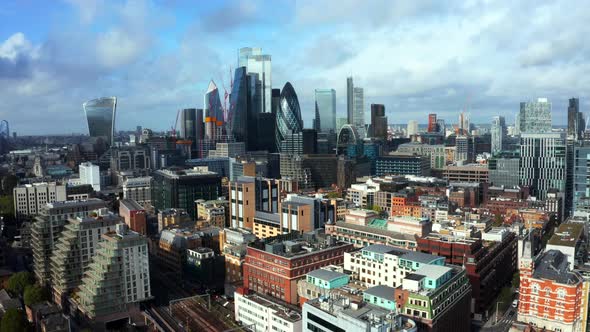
[229, 67, 248, 144]
[276, 82, 303, 152]
[83, 97, 117, 146]
[181, 108, 196, 140]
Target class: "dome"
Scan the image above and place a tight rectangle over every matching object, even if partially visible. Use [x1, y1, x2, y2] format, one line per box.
[276, 82, 303, 151]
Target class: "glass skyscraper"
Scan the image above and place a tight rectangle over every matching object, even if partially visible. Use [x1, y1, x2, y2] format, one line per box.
[238, 47, 271, 114]
[229, 67, 248, 144]
[204, 80, 224, 140]
[491, 116, 506, 155]
[520, 132, 566, 200]
[519, 98, 552, 134]
[83, 97, 117, 146]
[314, 89, 336, 133]
[276, 82, 303, 152]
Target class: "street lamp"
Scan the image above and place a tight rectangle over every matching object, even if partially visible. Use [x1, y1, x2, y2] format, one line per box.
[495, 301, 503, 325]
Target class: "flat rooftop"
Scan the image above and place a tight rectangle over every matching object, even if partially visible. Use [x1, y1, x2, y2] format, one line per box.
[307, 269, 348, 282]
[119, 198, 143, 211]
[547, 223, 584, 247]
[363, 285, 396, 302]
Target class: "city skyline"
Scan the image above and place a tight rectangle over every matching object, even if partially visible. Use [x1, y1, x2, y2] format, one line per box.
[1, 0, 589, 135]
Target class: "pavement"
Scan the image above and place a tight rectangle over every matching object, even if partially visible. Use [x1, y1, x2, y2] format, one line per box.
[479, 305, 518, 332]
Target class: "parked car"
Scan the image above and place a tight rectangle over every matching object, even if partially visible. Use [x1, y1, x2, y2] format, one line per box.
[512, 299, 518, 308]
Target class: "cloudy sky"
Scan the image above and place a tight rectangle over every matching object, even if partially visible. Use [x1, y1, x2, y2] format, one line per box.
[1, 0, 589, 135]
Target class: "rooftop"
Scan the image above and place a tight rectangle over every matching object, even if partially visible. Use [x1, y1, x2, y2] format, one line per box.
[414, 264, 452, 280]
[533, 250, 581, 285]
[547, 223, 584, 247]
[155, 167, 218, 178]
[400, 251, 442, 264]
[363, 285, 396, 302]
[238, 291, 301, 322]
[119, 198, 143, 211]
[307, 269, 348, 282]
[334, 221, 417, 242]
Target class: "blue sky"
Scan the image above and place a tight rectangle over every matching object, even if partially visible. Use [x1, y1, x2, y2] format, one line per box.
[1, 0, 589, 135]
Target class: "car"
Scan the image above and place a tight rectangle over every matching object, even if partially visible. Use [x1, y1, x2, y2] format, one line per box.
[512, 299, 518, 308]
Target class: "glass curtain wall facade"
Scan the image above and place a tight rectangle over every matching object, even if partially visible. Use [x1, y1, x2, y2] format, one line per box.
[276, 82, 303, 152]
[520, 133, 566, 200]
[315, 89, 336, 133]
[519, 98, 552, 134]
[229, 67, 248, 144]
[491, 116, 506, 155]
[83, 97, 117, 146]
[238, 47, 271, 114]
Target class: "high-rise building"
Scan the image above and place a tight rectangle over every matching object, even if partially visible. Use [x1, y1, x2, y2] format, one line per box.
[519, 98, 552, 134]
[488, 154, 520, 187]
[314, 89, 336, 133]
[50, 213, 122, 307]
[280, 130, 317, 155]
[276, 82, 303, 152]
[436, 119, 446, 135]
[369, 104, 387, 139]
[76, 224, 150, 323]
[228, 176, 256, 229]
[407, 120, 419, 137]
[152, 167, 222, 219]
[32, 199, 106, 286]
[428, 114, 437, 132]
[180, 108, 196, 142]
[459, 112, 470, 135]
[204, 80, 224, 141]
[346, 77, 354, 125]
[79, 162, 100, 191]
[567, 97, 584, 141]
[229, 67, 250, 145]
[14, 182, 67, 217]
[573, 145, 590, 213]
[346, 77, 364, 135]
[491, 116, 506, 155]
[83, 97, 117, 146]
[514, 113, 521, 136]
[238, 47, 271, 114]
[520, 133, 566, 200]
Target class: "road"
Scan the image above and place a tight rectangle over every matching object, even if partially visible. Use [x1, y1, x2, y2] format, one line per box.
[479, 305, 518, 332]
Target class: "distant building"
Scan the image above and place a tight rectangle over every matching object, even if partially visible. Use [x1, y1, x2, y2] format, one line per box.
[83, 97, 117, 146]
[490, 116, 506, 155]
[220, 228, 257, 284]
[488, 154, 520, 187]
[79, 162, 100, 191]
[519, 98, 552, 134]
[119, 199, 147, 235]
[407, 120, 419, 137]
[443, 163, 489, 183]
[370, 104, 387, 140]
[520, 132, 566, 200]
[314, 89, 336, 133]
[375, 154, 430, 177]
[122, 176, 152, 206]
[14, 183, 67, 217]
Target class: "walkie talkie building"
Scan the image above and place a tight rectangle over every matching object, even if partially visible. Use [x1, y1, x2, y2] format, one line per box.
[83, 97, 117, 146]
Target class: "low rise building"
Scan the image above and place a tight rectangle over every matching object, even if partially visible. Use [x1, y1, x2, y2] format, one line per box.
[119, 198, 147, 235]
[14, 182, 67, 217]
[234, 288, 302, 332]
[122, 176, 152, 206]
[219, 228, 257, 284]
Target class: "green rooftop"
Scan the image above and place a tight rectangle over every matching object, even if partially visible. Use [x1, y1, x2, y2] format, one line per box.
[368, 219, 388, 229]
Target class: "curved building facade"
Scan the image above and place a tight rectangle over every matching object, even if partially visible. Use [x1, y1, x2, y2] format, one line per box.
[83, 97, 117, 146]
[204, 81, 224, 140]
[276, 82, 303, 152]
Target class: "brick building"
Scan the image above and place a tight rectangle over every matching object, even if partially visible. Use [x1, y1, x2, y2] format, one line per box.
[243, 232, 353, 305]
[417, 232, 518, 319]
[118, 198, 147, 235]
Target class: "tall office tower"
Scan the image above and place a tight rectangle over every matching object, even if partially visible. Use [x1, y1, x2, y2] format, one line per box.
[428, 114, 438, 132]
[276, 82, 303, 152]
[257, 113, 277, 152]
[50, 213, 121, 308]
[180, 108, 196, 143]
[238, 47, 271, 114]
[313, 107, 321, 132]
[519, 98, 552, 134]
[14, 182, 67, 217]
[436, 119, 446, 135]
[353, 87, 365, 134]
[370, 104, 387, 139]
[346, 77, 354, 124]
[32, 199, 106, 286]
[573, 145, 590, 213]
[83, 97, 117, 146]
[195, 108, 204, 140]
[271, 88, 280, 114]
[315, 89, 336, 133]
[458, 112, 470, 135]
[204, 80, 224, 141]
[520, 132, 566, 200]
[491, 116, 506, 155]
[229, 67, 249, 144]
[407, 120, 419, 137]
[76, 224, 150, 323]
[454, 135, 472, 163]
[514, 113, 521, 136]
[79, 161, 100, 191]
[567, 98, 584, 140]
[280, 129, 318, 155]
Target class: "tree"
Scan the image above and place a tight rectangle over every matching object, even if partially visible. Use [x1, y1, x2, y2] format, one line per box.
[0, 196, 13, 216]
[1, 175, 18, 195]
[24, 284, 48, 306]
[326, 192, 341, 199]
[0, 308, 26, 332]
[6, 272, 34, 296]
[370, 205, 382, 213]
[493, 213, 503, 227]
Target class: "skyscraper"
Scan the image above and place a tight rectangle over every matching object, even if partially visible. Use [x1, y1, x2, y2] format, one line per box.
[314, 89, 336, 133]
[83, 97, 117, 146]
[346, 77, 365, 135]
[407, 120, 418, 137]
[276, 82, 303, 152]
[229, 67, 249, 144]
[204, 80, 224, 141]
[519, 98, 552, 134]
[491, 116, 506, 155]
[428, 114, 437, 132]
[370, 104, 387, 140]
[347, 77, 354, 125]
[180, 108, 197, 148]
[573, 145, 590, 213]
[520, 132, 566, 200]
[238, 47, 271, 114]
[567, 98, 584, 140]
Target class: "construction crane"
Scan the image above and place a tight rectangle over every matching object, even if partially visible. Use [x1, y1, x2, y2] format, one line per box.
[170, 109, 180, 138]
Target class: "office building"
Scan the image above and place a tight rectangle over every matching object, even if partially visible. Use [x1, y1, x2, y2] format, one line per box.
[109, 146, 150, 172]
[297, 267, 351, 304]
[573, 145, 590, 213]
[454, 135, 473, 162]
[428, 114, 437, 132]
[519, 98, 552, 134]
[152, 167, 222, 219]
[375, 154, 431, 177]
[443, 163, 489, 183]
[488, 154, 520, 187]
[204, 80, 224, 141]
[347, 77, 365, 134]
[370, 104, 387, 140]
[32, 199, 106, 286]
[518, 248, 584, 332]
[520, 132, 566, 200]
[83, 97, 117, 146]
[79, 162, 100, 192]
[75, 224, 150, 324]
[567, 97, 584, 140]
[228, 176, 256, 229]
[14, 182, 67, 217]
[276, 82, 304, 152]
[238, 47, 271, 114]
[220, 228, 257, 284]
[417, 232, 517, 318]
[407, 120, 419, 137]
[122, 176, 152, 206]
[180, 108, 197, 142]
[491, 116, 506, 155]
[243, 232, 354, 305]
[314, 89, 336, 133]
[280, 129, 317, 155]
[119, 199, 147, 235]
[234, 288, 302, 332]
[196, 198, 228, 228]
[50, 212, 122, 307]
